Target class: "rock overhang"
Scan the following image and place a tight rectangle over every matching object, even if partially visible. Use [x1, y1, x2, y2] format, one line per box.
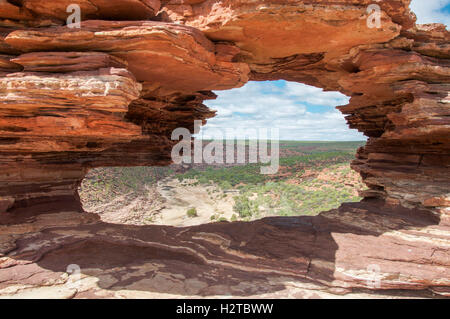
[0, 0, 447, 213]
[0, 0, 448, 297]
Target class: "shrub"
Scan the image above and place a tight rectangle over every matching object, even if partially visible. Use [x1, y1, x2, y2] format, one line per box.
[186, 208, 198, 218]
[219, 181, 232, 190]
[233, 195, 258, 218]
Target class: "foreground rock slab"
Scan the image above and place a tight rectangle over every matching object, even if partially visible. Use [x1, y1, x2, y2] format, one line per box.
[0, 201, 449, 298]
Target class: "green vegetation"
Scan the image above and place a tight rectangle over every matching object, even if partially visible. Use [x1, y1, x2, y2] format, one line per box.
[278, 140, 365, 150]
[233, 164, 363, 218]
[279, 151, 355, 166]
[186, 207, 198, 218]
[175, 150, 356, 188]
[80, 166, 171, 206]
[173, 141, 366, 220]
[80, 141, 367, 223]
[233, 195, 259, 218]
[176, 164, 266, 188]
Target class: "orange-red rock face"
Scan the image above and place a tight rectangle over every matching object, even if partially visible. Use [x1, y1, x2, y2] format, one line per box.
[0, 0, 449, 297]
[1, 200, 448, 298]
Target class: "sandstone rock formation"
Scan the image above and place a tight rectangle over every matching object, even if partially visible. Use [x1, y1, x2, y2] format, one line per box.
[1, 200, 448, 298]
[0, 0, 449, 298]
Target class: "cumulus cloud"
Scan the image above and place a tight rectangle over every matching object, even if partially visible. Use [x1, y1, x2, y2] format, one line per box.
[283, 82, 349, 106]
[410, 0, 450, 26]
[199, 1, 450, 141]
[200, 81, 366, 141]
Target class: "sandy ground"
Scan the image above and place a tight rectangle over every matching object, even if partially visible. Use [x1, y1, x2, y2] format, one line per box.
[81, 164, 364, 226]
[153, 178, 237, 226]
[84, 178, 237, 226]
[82, 186, 164, 225]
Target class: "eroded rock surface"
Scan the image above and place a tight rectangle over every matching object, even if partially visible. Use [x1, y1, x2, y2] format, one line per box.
[0, 200, 448, 298]
[0, 0, 449, 297]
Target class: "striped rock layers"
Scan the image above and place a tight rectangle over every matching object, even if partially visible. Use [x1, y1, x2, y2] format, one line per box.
[0, 0, 448, 297]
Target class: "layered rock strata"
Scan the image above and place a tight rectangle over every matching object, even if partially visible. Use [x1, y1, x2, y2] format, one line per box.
[0, 0, 448, 296]
[0, 200, 449, 298]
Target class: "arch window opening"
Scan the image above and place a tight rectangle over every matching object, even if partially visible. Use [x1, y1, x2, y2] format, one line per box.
[79, 81, 368, 226]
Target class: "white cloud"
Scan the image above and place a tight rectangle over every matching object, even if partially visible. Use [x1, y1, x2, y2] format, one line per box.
[283, 82, 349, 106]
[410, 0, 450, 26]
[198, 1, 448, 141]
[200, 81, 366, 141]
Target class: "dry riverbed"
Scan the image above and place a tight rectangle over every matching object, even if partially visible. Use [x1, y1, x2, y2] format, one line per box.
[81, 178, 238, 226]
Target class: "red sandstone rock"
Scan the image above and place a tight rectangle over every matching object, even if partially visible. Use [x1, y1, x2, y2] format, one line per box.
[0, 0, 448, 297]
[0, 2, 34, 21]
[22, 0, 161, 21]
[0, 201, 448, 298]
[0, 197, 14, 213]
[5, 21, 250, 91]
[0, 54, 22, 72]
[12, 52, 128, 72]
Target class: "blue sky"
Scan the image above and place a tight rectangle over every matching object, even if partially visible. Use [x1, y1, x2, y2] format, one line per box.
[200, 0, 449, 141]
[410, 0, 450, 25]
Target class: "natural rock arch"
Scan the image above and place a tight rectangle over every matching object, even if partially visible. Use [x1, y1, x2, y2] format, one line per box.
[0, 1, 449, 297]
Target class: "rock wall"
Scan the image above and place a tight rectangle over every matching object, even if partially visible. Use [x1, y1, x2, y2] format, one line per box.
[0, 0, 447, 214]
[1, 200, 448, 298]
[0, 0, 449, 297]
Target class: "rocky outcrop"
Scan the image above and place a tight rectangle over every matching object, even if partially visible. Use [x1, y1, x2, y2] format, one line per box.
[0, 200, 448, 298]
[0, 20, 244, 208]
[0, 0, 448, 297]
